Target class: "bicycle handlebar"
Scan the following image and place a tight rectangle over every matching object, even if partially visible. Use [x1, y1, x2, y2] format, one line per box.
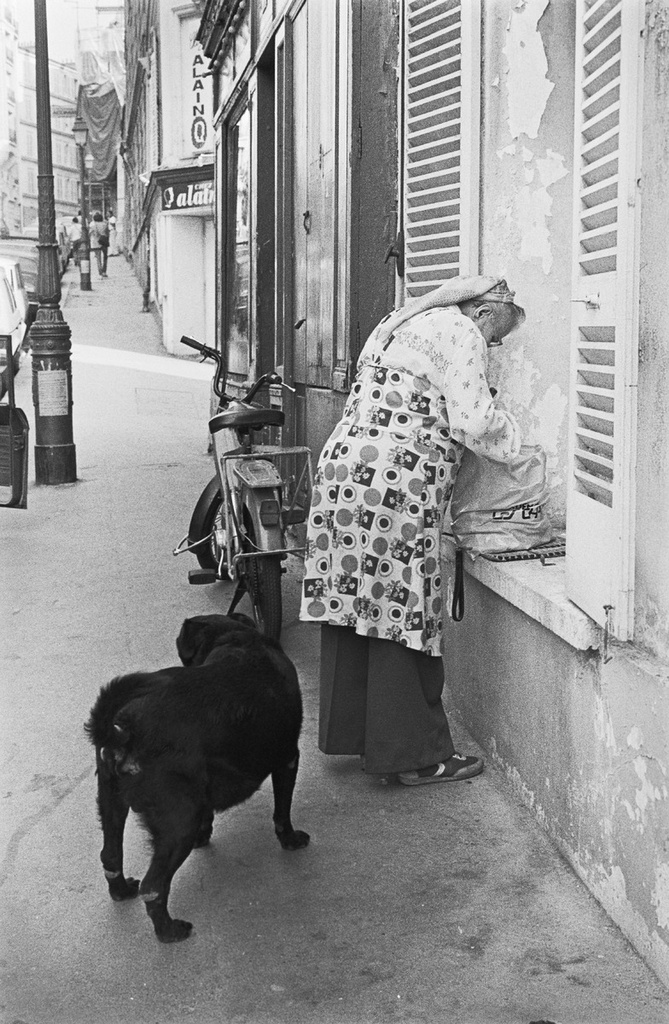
[180, 335, 218, 360]
[179, 335, 286, 401]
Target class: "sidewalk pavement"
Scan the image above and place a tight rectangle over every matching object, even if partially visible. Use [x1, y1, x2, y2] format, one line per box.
[1, 257, 667, 1024]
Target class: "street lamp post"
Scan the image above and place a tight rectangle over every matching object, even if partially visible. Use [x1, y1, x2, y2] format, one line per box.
[30, 0, 77, 484]
[73, 117, 91, 292]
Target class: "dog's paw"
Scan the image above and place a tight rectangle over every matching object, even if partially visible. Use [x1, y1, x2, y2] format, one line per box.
[109, 876, 140, 901]
[156, 918, 193, 943]
[278, 829, 310, 851]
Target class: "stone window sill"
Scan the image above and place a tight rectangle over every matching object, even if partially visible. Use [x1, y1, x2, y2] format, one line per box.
[441, 535, 603, 652]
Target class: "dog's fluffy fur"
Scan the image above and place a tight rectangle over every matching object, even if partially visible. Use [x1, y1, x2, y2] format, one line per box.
[85, 614, 309, 942]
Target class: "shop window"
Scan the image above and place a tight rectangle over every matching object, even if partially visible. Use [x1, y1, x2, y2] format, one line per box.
[289, 0, 337, 388]
[225, 103, 251, 375]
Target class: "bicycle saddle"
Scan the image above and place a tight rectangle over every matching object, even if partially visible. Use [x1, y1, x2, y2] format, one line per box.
[210, 400, 285, 432]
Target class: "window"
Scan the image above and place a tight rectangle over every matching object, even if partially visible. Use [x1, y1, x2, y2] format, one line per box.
[225, 102, 251, 375]
[3, 277, 17, 313]
[22, 61, 35, 89]
[290, 0, 337, 389]
[566, 0, 644, 639]
[402, 0, 481, 297]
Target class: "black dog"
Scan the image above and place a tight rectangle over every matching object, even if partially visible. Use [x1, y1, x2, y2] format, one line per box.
[85, 614, 309, 942]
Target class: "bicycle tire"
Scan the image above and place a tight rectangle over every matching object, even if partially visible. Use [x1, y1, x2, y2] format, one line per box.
[243, 512, 283, 641]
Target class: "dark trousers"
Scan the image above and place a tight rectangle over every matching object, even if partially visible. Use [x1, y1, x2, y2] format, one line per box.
[319, 624, 455, 774]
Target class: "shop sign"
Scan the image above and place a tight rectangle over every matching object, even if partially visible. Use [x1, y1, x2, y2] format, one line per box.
[180, 20, 212, 157]
[191, 51, 208, 150]
[162, 179, 213, 211]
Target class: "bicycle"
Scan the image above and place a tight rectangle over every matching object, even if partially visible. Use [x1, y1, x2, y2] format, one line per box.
[173, 335, 313, 640]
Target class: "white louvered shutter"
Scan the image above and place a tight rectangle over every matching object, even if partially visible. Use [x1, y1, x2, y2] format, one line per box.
[566, 0, 644, 639]
[403, 0, 480, 297]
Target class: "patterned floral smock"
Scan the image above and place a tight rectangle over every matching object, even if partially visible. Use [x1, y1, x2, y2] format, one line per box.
[299, 305, 521, 655]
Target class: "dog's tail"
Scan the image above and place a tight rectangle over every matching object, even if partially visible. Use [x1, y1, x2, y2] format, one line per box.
[84, 671, 159, 749]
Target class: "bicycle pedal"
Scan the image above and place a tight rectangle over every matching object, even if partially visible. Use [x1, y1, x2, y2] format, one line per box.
[188, 568, 217, 585]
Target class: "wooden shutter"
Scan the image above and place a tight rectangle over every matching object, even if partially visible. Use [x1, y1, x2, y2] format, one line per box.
[403, 0, 480, 297]
[566, 0, 644, 640]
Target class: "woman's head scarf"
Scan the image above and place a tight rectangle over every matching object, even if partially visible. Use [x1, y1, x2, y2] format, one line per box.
[375, 276, 524, 349]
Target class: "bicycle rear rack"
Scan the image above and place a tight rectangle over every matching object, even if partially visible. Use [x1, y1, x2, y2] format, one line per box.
[216, 443, 313, 582]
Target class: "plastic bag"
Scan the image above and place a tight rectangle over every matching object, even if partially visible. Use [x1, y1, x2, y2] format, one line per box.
[449, 444, 554, 556]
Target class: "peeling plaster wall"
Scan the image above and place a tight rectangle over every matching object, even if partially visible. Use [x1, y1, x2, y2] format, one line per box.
[479, 0, 575, 525]
[442, 578, 669, 987]
[635, 1, 669, 661]
[440, 0, 669, 988]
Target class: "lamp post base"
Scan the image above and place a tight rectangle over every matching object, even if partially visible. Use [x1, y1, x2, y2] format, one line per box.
[78, 258, 91, 294]
[79, 258, 91, 291]
[30, 306, 77, 485]
[34, 443, 77, 485]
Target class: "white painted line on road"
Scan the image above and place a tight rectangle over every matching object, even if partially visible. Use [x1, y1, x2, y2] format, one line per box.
[71, 344, 214, 380]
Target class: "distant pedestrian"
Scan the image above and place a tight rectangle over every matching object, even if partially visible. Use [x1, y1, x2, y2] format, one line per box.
[88, 213, 108, 278]
[107, 210, 118, 254]
[68, 217, 82, 266]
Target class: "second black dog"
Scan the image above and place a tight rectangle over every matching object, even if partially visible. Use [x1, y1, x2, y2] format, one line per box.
[85, 614, 309, 942]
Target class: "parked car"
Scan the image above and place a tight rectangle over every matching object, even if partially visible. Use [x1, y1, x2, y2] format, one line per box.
[0, 265, 26, 398]
[0, 234, 68, 337]
[0, 257, 35, 343]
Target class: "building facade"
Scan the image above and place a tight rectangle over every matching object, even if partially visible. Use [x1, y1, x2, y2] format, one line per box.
[198, 0, 397, 444]
[0, 0, 21, 236]
[124, 0, 215, 351]
[196, 0, 669, 987]
[18, 46, 79, 233]
[76, 5, 125, 231]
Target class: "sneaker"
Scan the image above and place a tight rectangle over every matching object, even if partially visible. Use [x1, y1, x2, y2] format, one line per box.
[398, 753, 484, 786]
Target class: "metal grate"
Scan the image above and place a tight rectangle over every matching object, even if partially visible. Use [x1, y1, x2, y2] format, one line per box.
[480, 540, 566, 563]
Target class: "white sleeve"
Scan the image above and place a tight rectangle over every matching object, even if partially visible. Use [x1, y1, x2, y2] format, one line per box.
[442, 321, 522, 462]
